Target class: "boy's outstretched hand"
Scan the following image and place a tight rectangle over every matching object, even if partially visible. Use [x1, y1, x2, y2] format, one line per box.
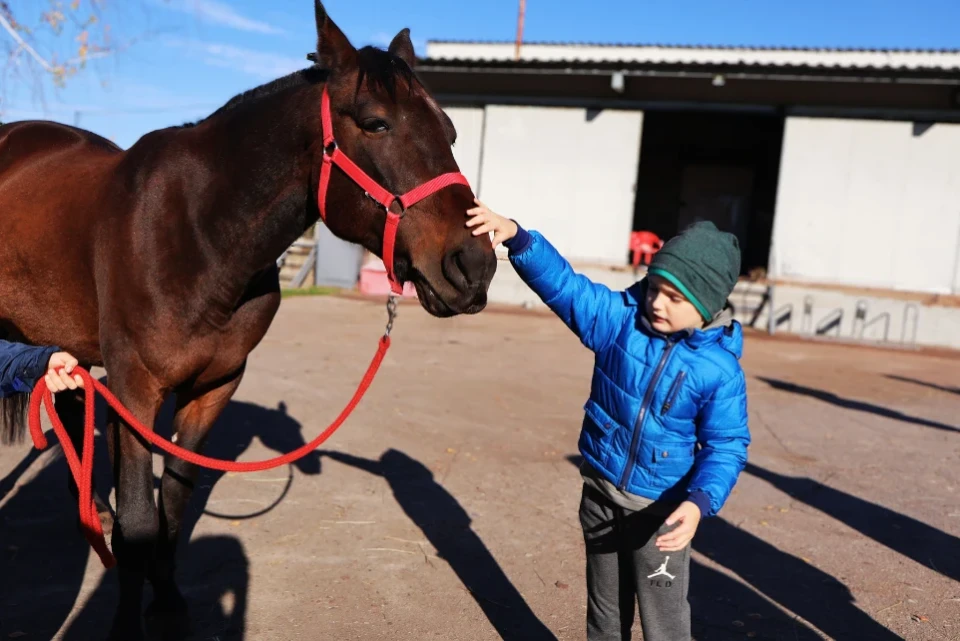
[466, 199, 518, 249]
[656, 501, 702, 551]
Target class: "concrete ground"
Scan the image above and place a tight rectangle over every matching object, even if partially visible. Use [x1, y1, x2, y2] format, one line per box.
[0, 295, 957, 640]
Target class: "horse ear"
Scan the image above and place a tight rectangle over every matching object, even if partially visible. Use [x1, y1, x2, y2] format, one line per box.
[388, 28, 416, 69]
[314, 0, 356, 70]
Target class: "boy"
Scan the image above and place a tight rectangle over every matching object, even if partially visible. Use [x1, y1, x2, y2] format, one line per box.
[466, 201, 750, 641]
[0, 340, 85, 398]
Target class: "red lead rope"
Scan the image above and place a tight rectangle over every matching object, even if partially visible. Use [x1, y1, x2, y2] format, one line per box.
[29, 324, 393, 568]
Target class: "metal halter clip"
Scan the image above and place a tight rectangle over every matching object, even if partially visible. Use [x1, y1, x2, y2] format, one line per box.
[384, 294, 398, 337]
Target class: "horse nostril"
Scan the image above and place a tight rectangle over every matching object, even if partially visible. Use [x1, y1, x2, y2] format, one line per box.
[444, 245, 489, 292]
[454, 250, 469, 282]
[442, 250, 467, 293]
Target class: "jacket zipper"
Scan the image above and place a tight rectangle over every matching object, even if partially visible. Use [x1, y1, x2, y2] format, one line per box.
[618, 340, 677, 491]
[661, 371, 687, 415]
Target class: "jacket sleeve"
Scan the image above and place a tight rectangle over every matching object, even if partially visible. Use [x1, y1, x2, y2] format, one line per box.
[508, 229, 627, 353]
[0, 340, 58, 397]
[686, 369, 750, 517]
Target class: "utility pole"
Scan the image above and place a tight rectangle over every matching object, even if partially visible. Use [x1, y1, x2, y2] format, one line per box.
[514, 0, 526, 61]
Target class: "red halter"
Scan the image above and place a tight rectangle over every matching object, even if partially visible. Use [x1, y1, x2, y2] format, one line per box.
[317, 86, 470, 295]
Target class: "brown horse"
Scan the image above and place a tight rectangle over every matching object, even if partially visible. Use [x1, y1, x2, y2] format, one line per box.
[0, 1, 495, 637]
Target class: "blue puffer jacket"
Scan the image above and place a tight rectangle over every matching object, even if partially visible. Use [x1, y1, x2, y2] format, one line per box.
[508, 229, 750, 517]
[0, 340, 58, 398]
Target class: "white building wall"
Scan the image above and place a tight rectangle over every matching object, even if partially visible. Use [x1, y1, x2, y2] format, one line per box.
[772, 117, 960, 295]
[476, 105, 643, 264]
[437, 105, 960, 351]
[443, 106, 485, 189]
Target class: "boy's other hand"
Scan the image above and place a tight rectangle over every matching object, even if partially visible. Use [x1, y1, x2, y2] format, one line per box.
[466, 199, 518, 249]
[44, 351, 85, 393]
[656, 501, 702, 551]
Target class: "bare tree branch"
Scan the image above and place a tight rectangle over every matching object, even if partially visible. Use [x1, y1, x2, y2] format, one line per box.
[0, 10, 54, 73]
[0, 0, 134, 93]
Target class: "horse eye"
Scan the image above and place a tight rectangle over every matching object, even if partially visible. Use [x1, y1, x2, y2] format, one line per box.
[361, 118, 389, 134]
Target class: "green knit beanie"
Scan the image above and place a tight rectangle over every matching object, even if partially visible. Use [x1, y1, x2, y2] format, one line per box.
[648, 221, 741, 321]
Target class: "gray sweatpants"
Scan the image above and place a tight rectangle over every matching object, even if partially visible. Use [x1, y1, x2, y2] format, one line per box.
[579, 484, 691, 641]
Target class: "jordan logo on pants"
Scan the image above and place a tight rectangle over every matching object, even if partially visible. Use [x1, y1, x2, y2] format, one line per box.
[648, 556, 676, 581]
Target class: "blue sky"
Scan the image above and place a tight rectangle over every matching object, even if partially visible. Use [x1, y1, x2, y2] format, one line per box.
[3, 0, 958, 148]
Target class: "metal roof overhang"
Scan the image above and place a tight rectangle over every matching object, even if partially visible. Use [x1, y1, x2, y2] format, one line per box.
[416, 58, 960, 121]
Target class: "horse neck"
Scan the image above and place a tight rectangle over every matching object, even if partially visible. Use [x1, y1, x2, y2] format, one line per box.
[191, 84, 323, 294]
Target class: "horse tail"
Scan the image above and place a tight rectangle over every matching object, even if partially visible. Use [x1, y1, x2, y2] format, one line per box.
[1, 393, 29, 445]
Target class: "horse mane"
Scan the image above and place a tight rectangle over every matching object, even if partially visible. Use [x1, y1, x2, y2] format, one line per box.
[183, 46, 418, 128]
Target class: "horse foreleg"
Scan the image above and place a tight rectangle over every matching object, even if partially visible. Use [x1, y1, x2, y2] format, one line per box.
[104, 367, 166, 641]
[146, 366, 246, 637]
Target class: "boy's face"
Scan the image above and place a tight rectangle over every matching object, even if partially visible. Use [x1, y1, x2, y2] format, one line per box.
[645, 274, 704, 334]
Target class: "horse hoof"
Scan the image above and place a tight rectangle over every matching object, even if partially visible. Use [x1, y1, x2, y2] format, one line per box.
[145, 597, 192, 641]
